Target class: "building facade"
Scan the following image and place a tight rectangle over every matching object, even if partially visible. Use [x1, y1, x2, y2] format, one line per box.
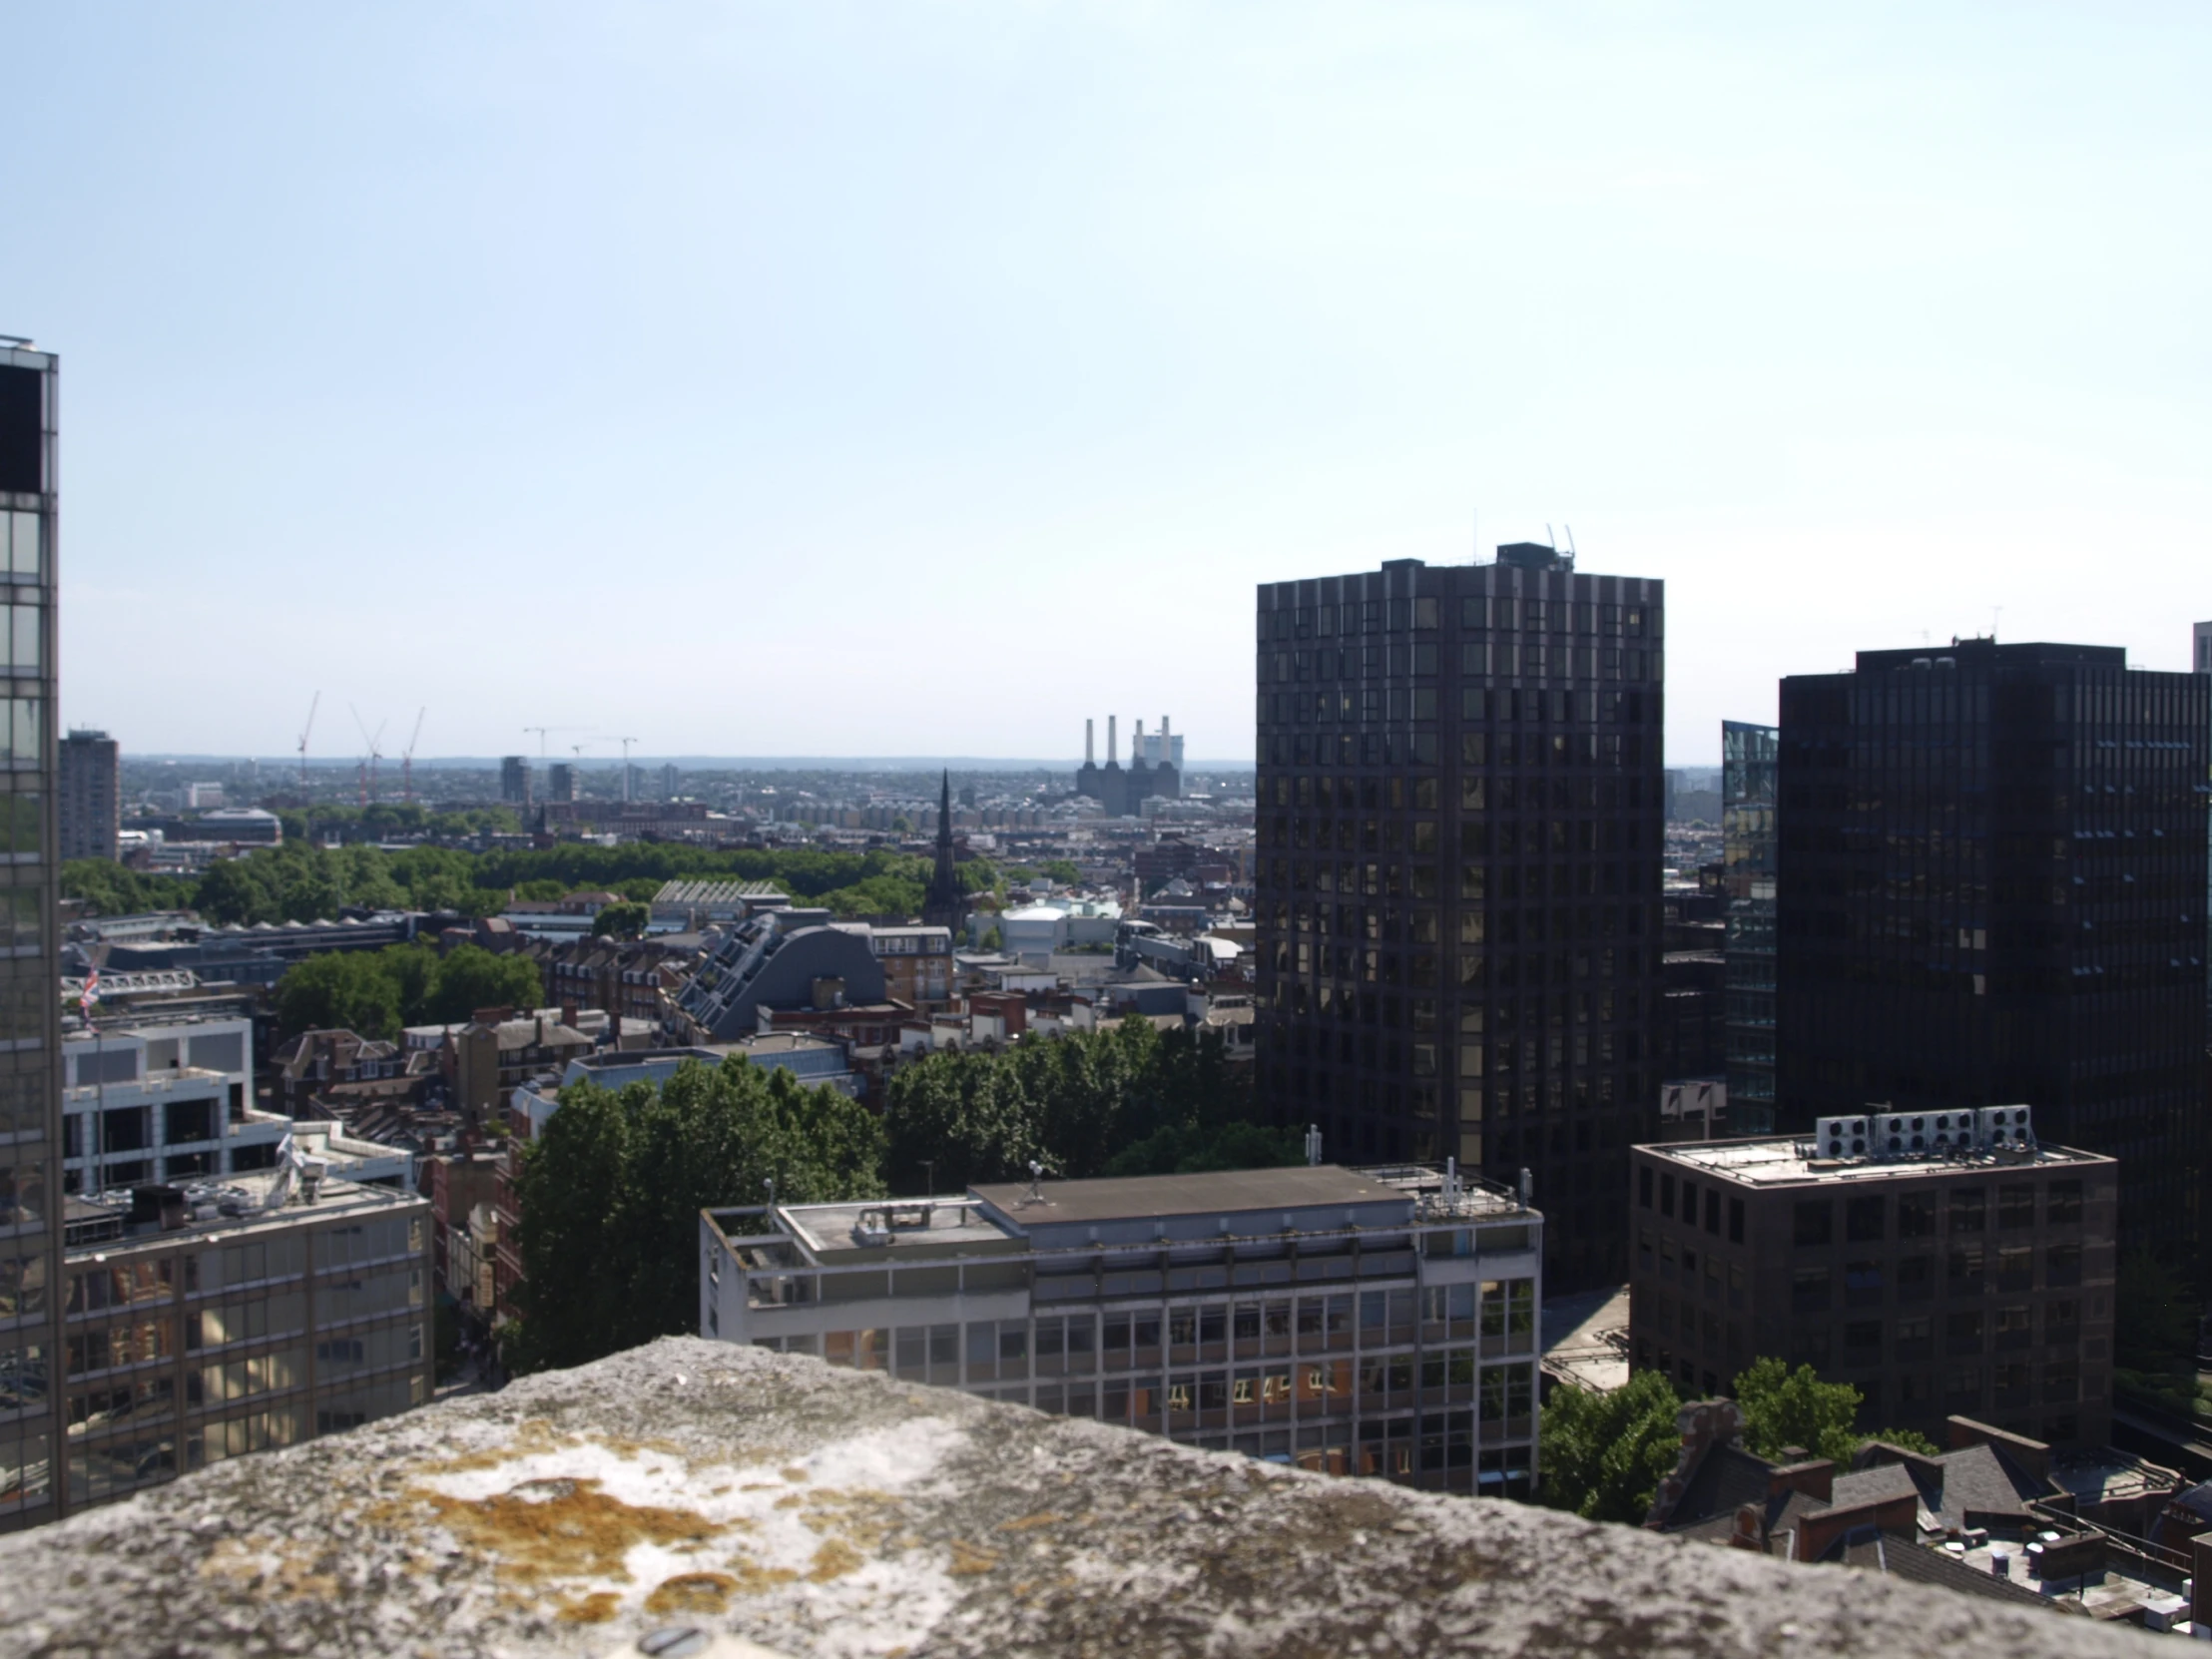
[1721, 721, 1779, 1134]
[498, 756, 530, 806]
[1254, 546, 1666, 1290]
[0, 343, 62, 1531]
[58, 1166, 432, 1513]
[1776, 641, 2209, 1259]
[57, 729, 118, 862]
[702, 1164, 1543, 1496]
[1628, 1116, 2116, 1446]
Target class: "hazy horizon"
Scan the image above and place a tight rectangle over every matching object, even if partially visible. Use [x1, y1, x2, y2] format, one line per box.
[11, 4, 2210, 764]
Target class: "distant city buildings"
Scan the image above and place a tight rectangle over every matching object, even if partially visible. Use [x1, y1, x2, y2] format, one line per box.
[59, 728, 119, 861]
[1254, 544, 1667, 1292]
[1074, 716, 1183, 816]
[498, 756, 530, 806]
[545, 762, 578, 803]
[1776, 640, 2209, 1261]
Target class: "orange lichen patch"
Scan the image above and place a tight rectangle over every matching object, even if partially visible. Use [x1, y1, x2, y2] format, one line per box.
[644, 1572, 739, 1616]
[722, 1556, 802, 1596]
[947, 1540, 1001, 1577]
[780, 1466, 811, 1483]
[558, 1591, 622, 1624]
[197, 1536, 339, 1600]
[997, 1512, 1062, 1533]
[415, 1477, 721, 1583]
[808, 1538, 862, 1582]
[415, 1418, 580, 1475]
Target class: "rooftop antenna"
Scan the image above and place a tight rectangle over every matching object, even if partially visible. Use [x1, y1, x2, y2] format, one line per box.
[1026, 1160, 1045, 1203]
[1305, 1123, 1323, 1167]
[1562, 524, 1578, 560]
[762, 1176, 776, 1211]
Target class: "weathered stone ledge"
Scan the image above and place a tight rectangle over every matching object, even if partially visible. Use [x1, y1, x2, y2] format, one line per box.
[0, 1338, 2166, 1658]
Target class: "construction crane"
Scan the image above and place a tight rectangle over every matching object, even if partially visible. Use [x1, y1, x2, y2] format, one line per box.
[618, 737, 640, 804]
[295, 693, 320, 789]
[350, 706, 387, 807]
[522, 725, 579, 760]
[401, 708, 426, 804]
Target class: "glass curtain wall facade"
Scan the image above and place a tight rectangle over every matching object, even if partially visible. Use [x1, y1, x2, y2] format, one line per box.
[0, 345, 60, 1532]
[1776, 641, 2210, 1262]
[1253, 548, 1667, 1291]
[1721, 722, 1778, 1133]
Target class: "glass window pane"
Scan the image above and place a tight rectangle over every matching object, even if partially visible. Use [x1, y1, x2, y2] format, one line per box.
[9, 700, 36, 767]
[8, 515, 35, 581]
[9, 606, 35, 675]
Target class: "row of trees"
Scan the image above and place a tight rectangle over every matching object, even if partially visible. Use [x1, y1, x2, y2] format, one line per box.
[64, 841, 1014, 927]
[1539, 1360, 1941, 1524]
[273, 943, 544, 1040]
[507, 1023, 1283, 1375]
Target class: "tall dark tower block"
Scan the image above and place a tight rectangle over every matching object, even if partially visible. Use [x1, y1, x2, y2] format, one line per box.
[1254, 547, 1667, 1290]
[0, 342, 62, 1529]
[1777, 640, 2210, 1261]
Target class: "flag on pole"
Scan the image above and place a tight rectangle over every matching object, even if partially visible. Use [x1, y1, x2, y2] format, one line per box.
[78, 967, 100, 1013]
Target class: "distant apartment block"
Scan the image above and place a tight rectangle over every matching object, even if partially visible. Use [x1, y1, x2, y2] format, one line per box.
[545, 762, 578, 803]
[1629, 1109, 2115, 1446]
[58, 728, 118, 862]
[704, 1163, 1544, 1496]
[498, 756, 530, 806]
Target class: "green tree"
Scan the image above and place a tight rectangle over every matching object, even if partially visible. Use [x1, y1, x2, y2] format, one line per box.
[509, 1059, 883, 1373]
[513, 879, 566, 902]
[592, 901, 651, 939]
[979, 926, 1002, 951]
[1730, 1358, 1937, 1463]
[881, 1050, 1042, 1192]
[1539, 1370, 1684, 1523]
[275, 952, 403, 1041]
[423, 944, 543, 1025]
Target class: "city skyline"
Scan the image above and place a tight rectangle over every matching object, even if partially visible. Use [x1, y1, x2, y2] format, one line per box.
[7, 5, 2211, 760]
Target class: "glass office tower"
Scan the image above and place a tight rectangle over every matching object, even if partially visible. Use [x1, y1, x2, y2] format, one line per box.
[1777, 640, 2210, 1261]
[0, 343, 61, 1531]
[1254, 546, 1667, 1292]
[1720, 722, 1778, 1134]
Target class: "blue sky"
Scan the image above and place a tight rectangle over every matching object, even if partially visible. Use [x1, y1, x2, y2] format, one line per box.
[9, 2, 2210, 764]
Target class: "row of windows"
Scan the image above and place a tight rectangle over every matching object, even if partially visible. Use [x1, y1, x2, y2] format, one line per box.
[1261, 596, 1654, 639]
[1263, 644, 1661, 685]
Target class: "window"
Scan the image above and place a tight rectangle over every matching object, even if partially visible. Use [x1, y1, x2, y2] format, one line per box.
[1997, 1186, 2034, 1230]
[1946, 1310, 1983, 1349]
[1792, 1267, 1830, 1313]
[1897, 1193, 1936, 1238]
[1793, 1201, 1832, 1248]
[1845, 1196, 1885, 1243]
[1897, 1255, 1934, 1300]
[1728, 1197, 1744, 1245]
[1948, 1188, 1985, 1233]
[1844, 1321, 1882, 1354]
[2045, 1180, 2082, 1224]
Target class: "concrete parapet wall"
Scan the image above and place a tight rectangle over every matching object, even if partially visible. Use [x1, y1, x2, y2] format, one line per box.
[0, 1339, 2164, 1658]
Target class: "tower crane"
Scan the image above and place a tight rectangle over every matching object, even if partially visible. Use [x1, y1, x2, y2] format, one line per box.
[350, 706, 387, 806]
[296, 693, 320, 789]
[618, 737, 640, 804]
[401, 708, 426, 804]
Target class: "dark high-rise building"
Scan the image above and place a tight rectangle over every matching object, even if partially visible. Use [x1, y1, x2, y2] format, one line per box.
[498, 755, 530, 806]
[57, 727, 119, 862]
[1254, 547, 1667, 1290]
[0, 341, 62, 1530]
[1721, 721, 1779, 1134]
[1776, 640, 2210, 1259]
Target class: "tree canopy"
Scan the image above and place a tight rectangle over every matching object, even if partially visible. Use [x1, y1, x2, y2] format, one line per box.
[1538, 1369, 1685, 1523]
[273, 942, 543, 1040]
[507, 1057, 884, 1373]
[880, 1020, 1293, 1193]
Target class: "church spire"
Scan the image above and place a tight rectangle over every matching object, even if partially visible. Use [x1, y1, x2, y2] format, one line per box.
[923, 769, 963, 934]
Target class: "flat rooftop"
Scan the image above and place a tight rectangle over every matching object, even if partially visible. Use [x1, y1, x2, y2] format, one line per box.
[1640, 1136, 2112, 1188]
[971, 1164, 1407, 1227]
[68, 1167, 422, 1254]
[780, 1198, 1020, 1258]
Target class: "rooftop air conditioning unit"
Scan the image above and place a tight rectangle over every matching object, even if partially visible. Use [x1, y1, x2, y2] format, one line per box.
[1877, 1112, 1931, 1158]
[1978, 1105, 2034, 1153]
[1815, 1115, 1871, 1160]
[1928, 1111, 1974, 1154]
